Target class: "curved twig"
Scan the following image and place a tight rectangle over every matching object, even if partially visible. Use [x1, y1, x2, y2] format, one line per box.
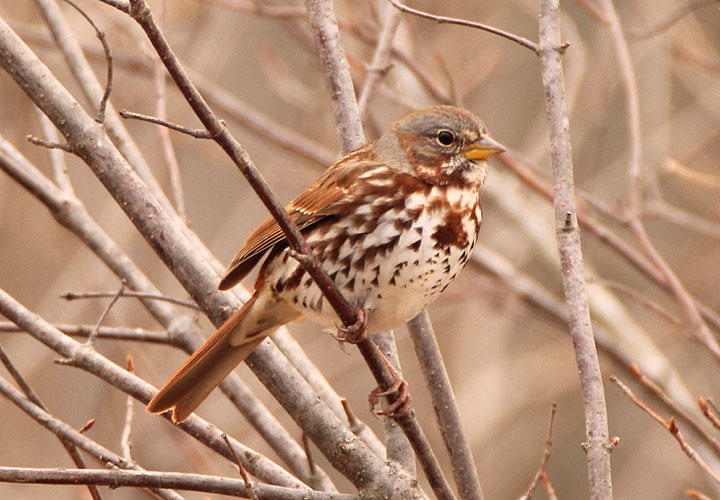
[389, 0, 540, 54]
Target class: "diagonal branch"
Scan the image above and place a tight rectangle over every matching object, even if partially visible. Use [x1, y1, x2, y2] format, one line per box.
[0, 17, 414, 496]
[0, 132, 332, 487]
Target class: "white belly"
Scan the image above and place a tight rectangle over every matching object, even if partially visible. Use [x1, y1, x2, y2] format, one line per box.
[265, 185, 481, 333]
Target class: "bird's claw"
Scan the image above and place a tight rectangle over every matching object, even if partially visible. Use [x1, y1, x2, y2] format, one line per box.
[369, 375, 411, 417]
[368, 347, 412, 417]
[333, 307, 368, 344]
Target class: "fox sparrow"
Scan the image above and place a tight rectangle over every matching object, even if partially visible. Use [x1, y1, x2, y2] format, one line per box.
[147, 105, 505, 422]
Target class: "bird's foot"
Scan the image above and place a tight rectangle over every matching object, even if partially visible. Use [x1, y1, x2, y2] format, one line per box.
[333, 307, 368, 344]
[369, 350, 411, 417]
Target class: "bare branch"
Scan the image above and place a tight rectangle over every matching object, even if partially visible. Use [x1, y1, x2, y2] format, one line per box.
[0, 25, 354, 490]
[0, 373, 183, 499]
[86, 279, 127, 347]
[0, 321, 172, 347]
[407, 311, 482, 500]
[661, 157, 720, 189]
[59, 0, 113, 122]
[0, 287, 305, 488]
[519, 403, 558, 500]
[26, 134, 73, 152]
[699, 398, 720, 431]
[628, 365, 720, 458]
[0, 466, 356, 500]
[538, 1, 613, 497]
[304, 0, 365, 151]
[389, 0, 540, 54]
[0, 346, 104, 500]
[119, 109, 215, 138]
[598, 0, 720, 364]
[357, 6, 403, 119]
[37, 111, 74, 194]
[121, 356, 136, 462]
[61, 290, 201, 310]
[611, 376, 720, 486]
[153, 0, 186, 221]
[202, 0, 306, 19]
[626, 0, 719, 40]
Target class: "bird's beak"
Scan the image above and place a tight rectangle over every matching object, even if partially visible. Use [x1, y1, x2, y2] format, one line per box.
[463, 135, 506, 160]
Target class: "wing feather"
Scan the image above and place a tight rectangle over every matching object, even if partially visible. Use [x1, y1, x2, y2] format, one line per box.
[218, 151, 383, 291]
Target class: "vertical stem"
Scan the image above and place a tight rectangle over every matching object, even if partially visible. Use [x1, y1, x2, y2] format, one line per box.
[537, 1, 613, 498]
[303, 0, 365, 152]
[407, 311, 483, 500]
[373, 332, 415, 474]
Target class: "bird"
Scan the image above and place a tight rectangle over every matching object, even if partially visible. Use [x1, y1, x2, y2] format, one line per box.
[147, 105, 505, 423]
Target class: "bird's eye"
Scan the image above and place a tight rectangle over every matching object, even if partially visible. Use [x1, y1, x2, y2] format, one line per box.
[436, 130, 455, 146]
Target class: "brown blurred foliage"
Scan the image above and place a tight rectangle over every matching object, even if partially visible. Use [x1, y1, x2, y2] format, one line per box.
[1, 0, 720, 498]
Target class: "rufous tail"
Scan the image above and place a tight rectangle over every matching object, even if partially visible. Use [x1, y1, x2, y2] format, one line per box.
[146, 292, 296, 422]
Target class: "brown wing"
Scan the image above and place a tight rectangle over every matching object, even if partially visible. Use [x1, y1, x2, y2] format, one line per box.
[218, 151, 381, 290]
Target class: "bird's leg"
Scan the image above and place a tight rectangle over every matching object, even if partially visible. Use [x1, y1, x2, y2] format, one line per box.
[332, 307, 368, 344]
[369, 347, 411, 417]
[334, 309, 411, 416]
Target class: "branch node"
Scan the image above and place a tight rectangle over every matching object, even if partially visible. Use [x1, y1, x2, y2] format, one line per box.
[27, 135, 74, 153]
[119, 109, 213, 139]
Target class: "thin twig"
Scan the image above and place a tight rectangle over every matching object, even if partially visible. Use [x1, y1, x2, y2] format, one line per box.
[389, 0, 540, 54]
[37, 111, 74, 194]
[599, 0, 720, 364]
[26, 135, 73, 152]
[0, 23, 337, 491]
[538, 1, 613, 497]
[661, 157, 720, 189]
[644, 198, 720, 240]
[519, 403, 558, 500]
[121, 355, 135, 462]
[61, 290, 201, 310]
[0, 346, 104, 500]
[540, 473, 559, 500]
[119, 109, 214, 138]
[357, 5, 402, 120]
[201, 0, 306, 18]
[301, 432, 317, 478]
[626, 0, 718, 40]
[628, 364, 720, 457]
[699, 398, 720, 431]
[587, 278, 692, 339]
[0, 466, 356, 499]
[154, 0, 186, 221]
[86, 280, 127, 347]
[611, 376, 720, 486]
[0, 373, 183, 499]
[497, 152, 720, 334]
[59, 0, 113, 122]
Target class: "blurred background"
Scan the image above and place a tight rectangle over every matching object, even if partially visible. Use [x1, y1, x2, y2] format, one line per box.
[1, 0, 720, 498]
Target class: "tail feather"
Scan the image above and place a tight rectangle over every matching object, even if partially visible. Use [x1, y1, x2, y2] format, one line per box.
[146, 292, 296, 422]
